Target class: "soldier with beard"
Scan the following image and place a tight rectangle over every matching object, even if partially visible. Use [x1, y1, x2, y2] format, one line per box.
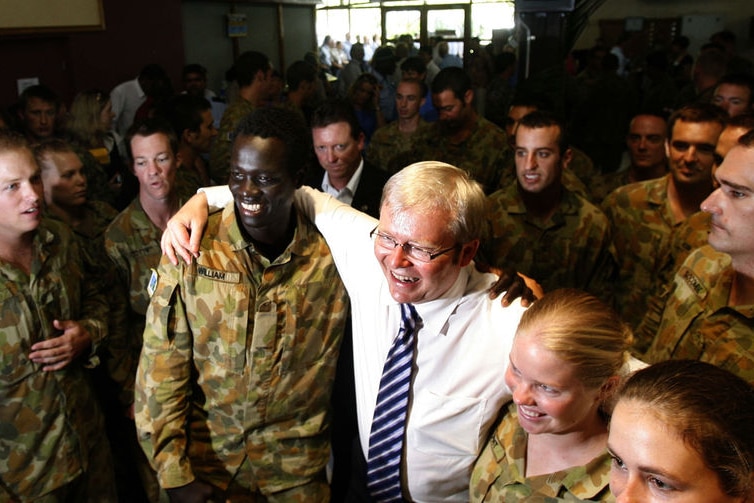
[415, 67, 509, 194]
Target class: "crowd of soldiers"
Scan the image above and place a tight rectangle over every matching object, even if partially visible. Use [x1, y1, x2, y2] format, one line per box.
[1, 26, 754, 502]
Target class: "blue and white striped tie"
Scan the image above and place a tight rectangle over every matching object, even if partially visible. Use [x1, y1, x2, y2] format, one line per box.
[366, 303, 420, 502]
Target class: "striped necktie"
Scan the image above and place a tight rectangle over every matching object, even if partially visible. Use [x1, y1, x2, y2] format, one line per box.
[366, 303, 420, 502]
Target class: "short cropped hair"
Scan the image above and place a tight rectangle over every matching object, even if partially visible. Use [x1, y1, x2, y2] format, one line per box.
[312, 98, 362, 140]
[285, 60, 317, 91]
[158, 94, 212, 138]
[668, 103, 727, 139]
[182, 63, 207, 80]
[400, 56, 427, 76]
[0, 130, 32, 155]
[517, 110, 569, 155]
[398, 78, 427, 100]
[728, 113, 754, 132]
[380, 161, 486, 244]
[232, 51, 271, 88]
[19, 84, 59, 111]
[232, 107, 311, 178]
[431, 67, 471, 100]
[125, 117, 179, 161]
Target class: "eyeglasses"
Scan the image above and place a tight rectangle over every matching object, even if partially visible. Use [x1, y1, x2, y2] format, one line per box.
[370, 227, 457, 263]
[670, 140, 716, 156]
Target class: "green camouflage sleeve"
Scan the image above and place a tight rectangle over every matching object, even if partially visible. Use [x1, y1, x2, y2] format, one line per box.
[135, 258, 196, 488]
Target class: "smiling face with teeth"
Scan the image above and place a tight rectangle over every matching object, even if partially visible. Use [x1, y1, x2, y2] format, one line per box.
[375, 204, 478, 304]
[0, 146, 44, 241]
[504, 329, 604, 437]
[229, 133, 299, 246]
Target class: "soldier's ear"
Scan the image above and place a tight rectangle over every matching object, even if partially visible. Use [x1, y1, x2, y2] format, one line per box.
[561, 148, 573, 169]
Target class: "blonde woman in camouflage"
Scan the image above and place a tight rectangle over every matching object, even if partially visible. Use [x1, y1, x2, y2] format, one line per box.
[471, 289, 633, 501]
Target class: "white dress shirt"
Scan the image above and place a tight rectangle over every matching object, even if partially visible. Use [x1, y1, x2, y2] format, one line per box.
[110, 77, 146, 137]
[203, 185, 526, 502]
[320, 159, 364, 207]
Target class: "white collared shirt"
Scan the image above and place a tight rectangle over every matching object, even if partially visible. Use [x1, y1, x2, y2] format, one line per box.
[110, 76, 146, 137]
[295, 187, 525, 502]
[320, 159, 364, 207]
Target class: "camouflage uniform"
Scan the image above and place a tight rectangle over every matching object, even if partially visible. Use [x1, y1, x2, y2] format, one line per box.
[104, 198, 172, 502]
[470, 402, 612, 502]
[643, 245, 754, 385]
[174, 162, 207, 204]
[498, 147, 593, 201]
[418, 116, 509, 194]
[590, 169, 632, 205]
[634, 211, 710, 352]
[209, 98, 255, 184]
[104, 197, 166, 404]
[135, 203, 349, 498]
[601, 175, 692, 332]
[46, 201, 118, 284]
[483, 184, 616, 301]
[365, 119, 430, 174]
[0, 219, 116, 502]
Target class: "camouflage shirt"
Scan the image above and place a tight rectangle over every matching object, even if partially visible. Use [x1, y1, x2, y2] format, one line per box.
[209, 98, 255, 185]
[601, 175, 685, 330]
[590, 168, 668, 205]
[634, 211, 710, 353]
[418, 116, 509, 194]
[104, 197, 165, 405]
[46, 201, 118, 285]
[470, 402, 613, 502]
[135, 204, 349, 494]
[643, 245, 754, 385]
[483, 184, 616, 301]
[175, 159, 211, 204]
[0, 219, 112, 500]
[365, 119, 430, 174]
[590, 170, 633, 205]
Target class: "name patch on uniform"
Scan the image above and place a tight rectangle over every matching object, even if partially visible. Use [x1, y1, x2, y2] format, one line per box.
[197, 266, 241, 283]
[682, 268, 707, 299]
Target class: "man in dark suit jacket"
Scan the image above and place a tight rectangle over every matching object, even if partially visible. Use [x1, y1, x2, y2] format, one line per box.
[302, 99, 390, 501]
[305, 99, 389, 219]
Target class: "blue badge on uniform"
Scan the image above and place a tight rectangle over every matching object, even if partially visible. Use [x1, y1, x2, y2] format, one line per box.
[147, 268, 159, 297]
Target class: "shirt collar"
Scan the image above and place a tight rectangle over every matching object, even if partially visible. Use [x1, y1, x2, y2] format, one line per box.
[321, 158, 364, 203]
[379, 265, 470, 337]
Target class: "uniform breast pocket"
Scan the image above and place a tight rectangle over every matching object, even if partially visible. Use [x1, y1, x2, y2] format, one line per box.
[187, 278, 250, 372]
[411, 390, 487, 457]
[0, 298, 38, 388]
